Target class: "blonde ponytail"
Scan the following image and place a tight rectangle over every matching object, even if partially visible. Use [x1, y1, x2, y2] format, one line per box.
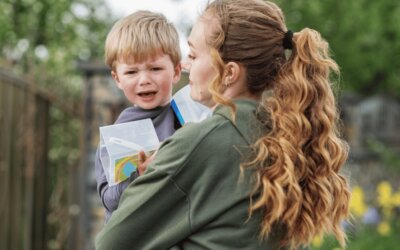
[246, 28, 350, 249]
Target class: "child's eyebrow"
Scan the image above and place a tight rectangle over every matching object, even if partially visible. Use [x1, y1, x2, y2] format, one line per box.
[123, 65, 137, 69]
[147, 61, 163, 66]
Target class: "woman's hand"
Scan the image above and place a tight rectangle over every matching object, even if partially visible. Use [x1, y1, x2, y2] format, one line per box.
[137, 150, 157, 175]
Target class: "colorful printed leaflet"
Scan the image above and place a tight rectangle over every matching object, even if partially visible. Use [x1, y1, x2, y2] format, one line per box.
[114, 150, 155, 183]
[114, 155, 138, 183]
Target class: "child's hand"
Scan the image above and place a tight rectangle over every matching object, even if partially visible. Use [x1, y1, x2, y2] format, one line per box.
[137, 150, 157, 175]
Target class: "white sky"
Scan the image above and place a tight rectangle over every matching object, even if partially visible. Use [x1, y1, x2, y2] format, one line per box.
[104, 0, 209, 58]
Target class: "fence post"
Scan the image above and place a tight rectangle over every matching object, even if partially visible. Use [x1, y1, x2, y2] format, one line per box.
[24, 83, 36, 250]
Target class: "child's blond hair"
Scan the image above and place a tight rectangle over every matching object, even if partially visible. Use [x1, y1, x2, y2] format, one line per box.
[105, 10, 181, 70]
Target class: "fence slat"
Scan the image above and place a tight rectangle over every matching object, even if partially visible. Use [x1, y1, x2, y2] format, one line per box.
[10, 78, 24, 250]
[0, 80, 12, 250]
[23, 88, 35, 250]
[32, 96, 49, 250]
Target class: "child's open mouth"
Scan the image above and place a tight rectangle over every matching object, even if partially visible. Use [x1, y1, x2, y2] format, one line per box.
[138, 91, 157, 97]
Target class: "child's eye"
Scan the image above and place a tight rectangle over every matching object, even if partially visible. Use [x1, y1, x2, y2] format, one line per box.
[151, 67, 162, 71]
[188, 54, 196, 60]
[126, 70, 137, 75]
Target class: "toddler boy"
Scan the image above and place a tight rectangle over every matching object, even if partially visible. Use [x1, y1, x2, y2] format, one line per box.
[95, 10, 182, 222]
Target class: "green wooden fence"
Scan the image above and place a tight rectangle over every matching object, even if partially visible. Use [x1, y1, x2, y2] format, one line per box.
[0, 69, 82, 250]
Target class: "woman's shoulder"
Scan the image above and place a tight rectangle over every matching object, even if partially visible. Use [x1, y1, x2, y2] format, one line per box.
[145, 115, 231, 175]
[165, 114, 229, 149]
[166, 99, 265, 151]
[182, 113, 227, 131]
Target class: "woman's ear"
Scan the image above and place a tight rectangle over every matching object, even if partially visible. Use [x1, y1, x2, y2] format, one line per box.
[224, 61, 242, 86]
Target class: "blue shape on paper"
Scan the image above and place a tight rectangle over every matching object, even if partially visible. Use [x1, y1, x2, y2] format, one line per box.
[122, 162, 136, 177]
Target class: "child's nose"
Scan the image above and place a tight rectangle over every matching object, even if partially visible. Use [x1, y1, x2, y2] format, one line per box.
[138, 72, 151, 86]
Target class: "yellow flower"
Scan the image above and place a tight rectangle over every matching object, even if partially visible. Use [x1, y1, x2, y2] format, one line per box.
[377, 221, 391, 236]
[377, 181, 392, 208]
[312, 235, 323, 248]
[392, 192, 400, 207]
[349, 186, 367, 217]
[382, 207, 393, 219]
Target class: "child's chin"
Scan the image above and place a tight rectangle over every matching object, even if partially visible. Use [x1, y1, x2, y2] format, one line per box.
[137, 102, 160, 110]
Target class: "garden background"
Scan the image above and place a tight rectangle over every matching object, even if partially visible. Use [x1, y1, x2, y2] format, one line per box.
[0, 0, 399, 249]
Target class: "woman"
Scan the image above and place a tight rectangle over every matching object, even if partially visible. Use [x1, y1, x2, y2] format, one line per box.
[96, 0, 350, 249]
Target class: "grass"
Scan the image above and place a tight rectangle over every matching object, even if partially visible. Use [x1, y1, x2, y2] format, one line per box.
[312, 221, 400, 250]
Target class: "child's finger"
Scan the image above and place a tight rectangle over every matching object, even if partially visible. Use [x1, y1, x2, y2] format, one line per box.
[137, 151, 147, 175]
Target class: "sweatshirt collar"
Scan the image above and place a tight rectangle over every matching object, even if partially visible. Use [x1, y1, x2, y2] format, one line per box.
[214, 99, 269, 144]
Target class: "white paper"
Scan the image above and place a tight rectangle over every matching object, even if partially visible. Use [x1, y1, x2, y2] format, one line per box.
[171, 85, 212, 125]
[99, 119, 159, 186]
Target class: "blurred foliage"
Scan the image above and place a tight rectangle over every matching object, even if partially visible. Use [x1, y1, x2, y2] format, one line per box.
[277, 0, 400, 97]
[1, 0, 399, 99]
[367, 138, 400, 173]
[0, 0, 116, 102]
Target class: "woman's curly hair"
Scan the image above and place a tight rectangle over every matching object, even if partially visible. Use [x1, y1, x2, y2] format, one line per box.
[203, 0, 350, 249]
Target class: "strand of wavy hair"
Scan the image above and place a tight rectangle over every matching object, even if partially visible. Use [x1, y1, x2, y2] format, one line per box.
[243, 28, 351, 249]
[203, 11, 237, 121]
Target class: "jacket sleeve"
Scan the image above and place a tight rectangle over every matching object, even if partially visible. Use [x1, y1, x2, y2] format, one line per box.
[95, 134, 194, 250]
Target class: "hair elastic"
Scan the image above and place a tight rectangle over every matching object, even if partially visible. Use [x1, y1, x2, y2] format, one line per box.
[283, 30, 293, 50]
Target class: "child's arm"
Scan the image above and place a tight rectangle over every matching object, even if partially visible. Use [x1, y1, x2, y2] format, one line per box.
[95, 148, 139, 220]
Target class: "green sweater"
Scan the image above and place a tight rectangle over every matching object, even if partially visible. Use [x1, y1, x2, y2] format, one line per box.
[95, 99, 284, 250]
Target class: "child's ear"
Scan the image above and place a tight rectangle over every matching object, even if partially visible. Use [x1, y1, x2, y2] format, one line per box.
[111, 70, 123, 89]
[172, 63, 182, 85]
